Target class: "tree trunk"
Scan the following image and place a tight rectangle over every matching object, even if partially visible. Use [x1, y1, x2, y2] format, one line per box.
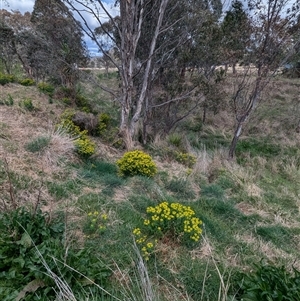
[232, 62, 236, 74]
[129, 0, 169, 139]
[228, 121, 243, 159]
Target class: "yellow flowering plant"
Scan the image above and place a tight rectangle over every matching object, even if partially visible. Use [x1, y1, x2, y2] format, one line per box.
[175, 152, 197, 168]
[116, 150, 157, 177]
[57, 110, 96, 158]
[84, 211, 108, 236]
[133, 201, 202, 260]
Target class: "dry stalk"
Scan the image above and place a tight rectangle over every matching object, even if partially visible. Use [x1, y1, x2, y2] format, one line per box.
[3, 157, 17, 209]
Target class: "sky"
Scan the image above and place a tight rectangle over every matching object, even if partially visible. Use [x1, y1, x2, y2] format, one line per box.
[1, 0, 118, 56]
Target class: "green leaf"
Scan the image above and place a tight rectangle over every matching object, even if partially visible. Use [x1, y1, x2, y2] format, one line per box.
[18, 232, 32, 248]
[12, 257, 25, 268]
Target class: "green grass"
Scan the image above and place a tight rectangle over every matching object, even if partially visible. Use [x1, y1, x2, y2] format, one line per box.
[165, 177, 196, 199]
[25, 136, 51, 153]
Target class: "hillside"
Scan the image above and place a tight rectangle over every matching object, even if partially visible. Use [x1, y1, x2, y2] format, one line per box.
[1, 74, 300, 300]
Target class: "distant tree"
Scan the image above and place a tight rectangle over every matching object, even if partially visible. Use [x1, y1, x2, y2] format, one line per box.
[221, 0, 251, 73]
[228, 0, 300, 159]
[0, 10, 35, 77]
[31, 0, 88, 87]
[0, 22, 16, 73]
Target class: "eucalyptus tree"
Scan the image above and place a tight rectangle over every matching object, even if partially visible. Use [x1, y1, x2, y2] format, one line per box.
[228, 0, 300, 159]
[63, 0, 223, 148]
[0, 9, 38, 77]
[0, 22, 16, 73]
[31, 0, 88, 86]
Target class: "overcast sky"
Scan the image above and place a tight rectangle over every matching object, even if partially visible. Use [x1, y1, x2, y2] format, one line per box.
[2, 0, 118, 56]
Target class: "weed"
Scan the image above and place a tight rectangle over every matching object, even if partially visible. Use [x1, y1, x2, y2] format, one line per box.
[117, 150, 157, 177]
[0, 94, 14, 106]
[25, 136, 51, 153]
[175, 151, 197, 168]
[74, 136, 96, 158]
[84, 210, 108, 236]
[97, 112, 111, 136]
[133, 201, 202, 260]
[236, 262, 300, 301]
[19, 98, 35, 111]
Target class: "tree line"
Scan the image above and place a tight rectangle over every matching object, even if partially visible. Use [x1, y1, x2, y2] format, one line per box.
[0, 0, 299, 157]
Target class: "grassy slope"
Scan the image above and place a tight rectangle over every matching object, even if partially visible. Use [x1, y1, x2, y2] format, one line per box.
[0, 73, 300, 300]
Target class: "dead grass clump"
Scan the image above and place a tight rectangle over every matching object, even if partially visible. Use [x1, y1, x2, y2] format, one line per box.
[192, 148, 212, 175]
[41, 127, 77, 173]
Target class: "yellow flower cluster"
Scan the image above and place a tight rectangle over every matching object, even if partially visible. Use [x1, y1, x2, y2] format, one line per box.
[57, 110, 96, 158]
[116, 150, 157, 177]
[75, 137, 96, 157]
[175, 152, 197, 168]
[85, 211, 108, 236]
[146, 202, 202, 241]
[133, 202, 202, 260]
[133, 227, 156, 261]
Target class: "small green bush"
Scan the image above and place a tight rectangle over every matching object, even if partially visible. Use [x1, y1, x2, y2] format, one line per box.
[117, 150, 157, 177]
[37, 82, 55, 96]
[0, 73, 15, 85]
[19, 78, 35, 86]
[168, 133, 182, 147]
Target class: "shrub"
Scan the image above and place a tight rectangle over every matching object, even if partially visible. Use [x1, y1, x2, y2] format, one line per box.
[0, 73, 14, 85]
[37, 82, 55, 96]
[117, 150, 157, 177]
[133, 201, 203, 260]
[74, 136, 96, 158]
[97, 113, 111, 136]
[19, 78, 35, 86]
